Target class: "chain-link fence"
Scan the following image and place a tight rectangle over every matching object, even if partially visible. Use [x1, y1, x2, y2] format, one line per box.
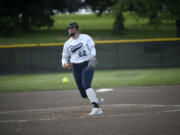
[0, 39, 180, 74]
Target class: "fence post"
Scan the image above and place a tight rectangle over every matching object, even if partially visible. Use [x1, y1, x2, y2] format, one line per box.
[160, 45, 164, 67]
[15, 48, 19, 73]
[116, 44, 119, 69]
[30, 47, 33, 73]
[56, 46, 61, 73]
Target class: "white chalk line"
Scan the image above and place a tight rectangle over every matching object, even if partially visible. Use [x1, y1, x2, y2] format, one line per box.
[0, 104, 180, 123]
[1, 109, 180, 123]
[1, 104, 180, 114]
[0, 105, 89, 114]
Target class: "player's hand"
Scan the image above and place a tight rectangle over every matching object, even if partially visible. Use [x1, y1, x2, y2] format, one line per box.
[63, 63, 72, 69]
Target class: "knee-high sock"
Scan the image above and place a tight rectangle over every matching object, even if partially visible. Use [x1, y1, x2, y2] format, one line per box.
[86, 88, 98, 103]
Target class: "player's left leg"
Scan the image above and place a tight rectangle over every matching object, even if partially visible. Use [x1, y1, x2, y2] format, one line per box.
[82, 67, 103, 115]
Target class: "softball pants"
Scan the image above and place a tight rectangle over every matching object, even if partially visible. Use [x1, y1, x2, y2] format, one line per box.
[72, 61, 94, 98]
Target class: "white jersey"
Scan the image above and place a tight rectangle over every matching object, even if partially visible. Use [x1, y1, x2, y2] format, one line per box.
[62, 34, 96, 65]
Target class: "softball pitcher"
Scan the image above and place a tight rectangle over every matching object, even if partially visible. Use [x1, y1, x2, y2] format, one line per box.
[61, 22, 104, 115]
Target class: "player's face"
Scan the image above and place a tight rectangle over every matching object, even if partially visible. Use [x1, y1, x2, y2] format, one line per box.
[68, 28, 78, 37]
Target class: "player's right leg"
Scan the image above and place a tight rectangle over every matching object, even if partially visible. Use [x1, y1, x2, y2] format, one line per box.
[72, 64, 87, 99]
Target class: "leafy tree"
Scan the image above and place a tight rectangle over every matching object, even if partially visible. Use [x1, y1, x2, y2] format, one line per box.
[85, 0, 117, 16]
[163, 0, 180, 37]
[0, 0, 21, 35]
[113, 0, 162, 34]
[114, 12, 125, 34]
[113, 0, 180, 37]
[0, 0, 83, 35]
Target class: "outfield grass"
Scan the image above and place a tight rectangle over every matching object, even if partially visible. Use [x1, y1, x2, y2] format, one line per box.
[0, 13, 176, 45]
[0, 68, 180, 93]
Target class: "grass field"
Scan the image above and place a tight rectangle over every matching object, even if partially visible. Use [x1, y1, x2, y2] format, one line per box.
[0, 12, 176, 45]
[0, 68, 180, 93]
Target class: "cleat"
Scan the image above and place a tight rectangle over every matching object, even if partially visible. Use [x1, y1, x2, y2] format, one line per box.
[98, 98, 104, 104]
[89, 108, 103, 116]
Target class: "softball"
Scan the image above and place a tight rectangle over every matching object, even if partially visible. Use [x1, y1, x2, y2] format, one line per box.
[62, 77, 69, 84]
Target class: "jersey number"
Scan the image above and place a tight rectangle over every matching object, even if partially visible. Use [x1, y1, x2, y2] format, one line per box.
[78, 50, 87, 57]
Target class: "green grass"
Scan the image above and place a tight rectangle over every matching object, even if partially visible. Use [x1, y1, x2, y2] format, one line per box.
[0, 68, 180, 93]
[0, 13, 176, 45]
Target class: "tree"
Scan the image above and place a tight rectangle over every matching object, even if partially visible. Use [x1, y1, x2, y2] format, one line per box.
[114, 12, 125, 34]
[85, 0, 117, 16]
[0, 0, 83, 35]
[113, 0, 180, 37]
[163, 0, 180, 37]
[0, 0, 21, 35]
[85, 0, 122, 34]
[112, 0, 162, 34]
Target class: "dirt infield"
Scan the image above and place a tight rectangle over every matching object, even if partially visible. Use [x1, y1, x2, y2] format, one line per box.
[0, 85, 180, 135]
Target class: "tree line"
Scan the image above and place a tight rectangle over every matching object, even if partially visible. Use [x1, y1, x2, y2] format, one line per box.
[0, 0, 180, 37]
